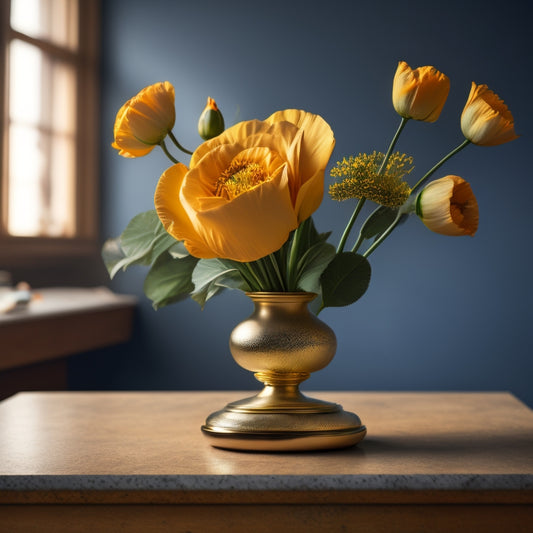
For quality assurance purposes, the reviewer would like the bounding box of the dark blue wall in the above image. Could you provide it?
[70,0,533,407]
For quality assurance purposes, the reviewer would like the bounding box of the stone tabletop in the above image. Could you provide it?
[1,391,532,496]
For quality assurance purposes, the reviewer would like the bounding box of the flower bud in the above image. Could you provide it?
[392,61,450,123]
[112,82,176,158]
[416,175,478,236]
[198,97,225,140]
[461,82,518,146]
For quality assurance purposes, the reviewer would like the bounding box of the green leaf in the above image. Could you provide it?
[296,241,336,293]
[191,281,225,309]
[191,259,247,308]
[320,252,371,308]
[309,294,324,315]
[121,210,177,265]
[360,206,398,240]
[102,235,159,279]
[102,237,132,279]
[168,241,191,259]
[102,210,181,279]
[299,217,331,248]
[143,252,199,309]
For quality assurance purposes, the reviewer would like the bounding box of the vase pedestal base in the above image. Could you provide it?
[204,293,367,452]
[201,386,366,452]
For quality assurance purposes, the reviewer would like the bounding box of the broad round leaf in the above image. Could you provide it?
[320,252,371,308]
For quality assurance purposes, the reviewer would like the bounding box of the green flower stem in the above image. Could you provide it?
[286,224,305,291]
[351,203,382,253]
[257,258,274,290]
[336,117,409,253]
[378,116,409,175]
[276,246,290,288]
[231,260,263,291]
[363,211,404,258]
[267,253,287,291]
[244,261,267,291]
[222,259,255,291]
[257,257,281,291]
[168,131,194,156]
[159,139,179,164]
[412,139,471,192]
[232,264,254,292]
[350,228,365,254]
[337,197,366,253]
[253,259,269,289]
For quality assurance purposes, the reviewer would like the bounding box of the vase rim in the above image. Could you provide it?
[245,291,317,303]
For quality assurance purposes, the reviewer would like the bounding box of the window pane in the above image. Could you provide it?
[7,125,76,237]
[9,39,42,126]
[10,0,79,50]
[7,40,77,237]
[49,134,76,236]
[7,124,45,236]
[51,61,76,134]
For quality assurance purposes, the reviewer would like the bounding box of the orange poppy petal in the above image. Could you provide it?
[265,109,335,191]
[192,167,297,261]
[154,163,215,258]
[190,119,269,167]
[293,167,325,223]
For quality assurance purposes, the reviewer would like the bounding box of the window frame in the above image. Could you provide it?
[0,0,101,268]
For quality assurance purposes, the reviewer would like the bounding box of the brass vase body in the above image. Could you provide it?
[202,292,367,451]
[231,291,336,384]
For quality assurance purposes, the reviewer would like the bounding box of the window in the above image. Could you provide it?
[0,0,100,266]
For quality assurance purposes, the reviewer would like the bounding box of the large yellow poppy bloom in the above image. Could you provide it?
[155,110,335,262]
[392,61,450,123]
[112,81,176,158]
[461,82,518,146]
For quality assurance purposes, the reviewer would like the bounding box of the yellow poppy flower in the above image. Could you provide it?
[416,175,478,236]
[392,61,450,122]
[155,110,335,262]
[461,82,518,146]
[112,81,176,158]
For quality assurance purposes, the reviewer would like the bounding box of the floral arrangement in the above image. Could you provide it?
[103,61,518,313]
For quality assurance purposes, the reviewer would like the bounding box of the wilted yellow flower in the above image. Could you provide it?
[392,61,450,123]
[198,97,225,140]
[112,81,176,158]
[155,109,335,262]
[461,82,518,146]
[416,175,478,236]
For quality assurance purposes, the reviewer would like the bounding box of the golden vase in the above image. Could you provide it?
[201,292,366,451]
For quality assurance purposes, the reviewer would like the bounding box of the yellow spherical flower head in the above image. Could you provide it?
[461,82,518,146]
[155,110,335,262]
[329,151,413,207]
[393,61,450,123]
[416,175,479,237]
[112,81,176,158]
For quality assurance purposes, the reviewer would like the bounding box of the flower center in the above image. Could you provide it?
[450,182,477,232]
[216,160,270,200]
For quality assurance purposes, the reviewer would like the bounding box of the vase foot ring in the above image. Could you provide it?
[201,425,367,452]
[202,397,367,452]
